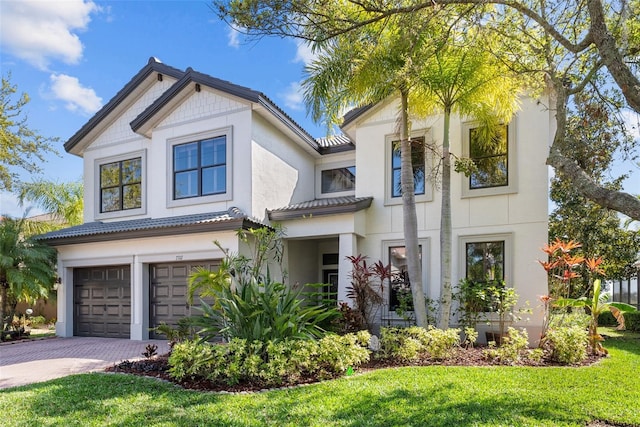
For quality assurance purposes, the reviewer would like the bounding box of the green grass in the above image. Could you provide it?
[1,331,639,427]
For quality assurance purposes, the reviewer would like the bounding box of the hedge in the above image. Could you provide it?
[624,311,640,332]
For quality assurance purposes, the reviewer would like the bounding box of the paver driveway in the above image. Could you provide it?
[0,337,169,389]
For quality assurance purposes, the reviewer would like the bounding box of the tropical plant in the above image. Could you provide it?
[17,179,83,233]
[411,24,521,328]
[554,279,637,355]
[188,227,338,343]
[454,278,489,329]
[483,282,524,341]
[191,279,337,342]
[345,255,388,332]
[0,216,56,339]
[301,11,441,326]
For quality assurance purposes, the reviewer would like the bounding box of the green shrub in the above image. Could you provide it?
[168,340,215,380]
[379,327,427,361]
[27,315,47,328]
[549,310,590,329]
[527,348,544,363]
[483,327,529,365]
[314,333,371,379]
[168,333,370,386]
[424,326,461,360]
[624,312,640,331]
[545,326,588,365]
[462,327,479,348]
[598,310,617,327]
[379,326,460,361]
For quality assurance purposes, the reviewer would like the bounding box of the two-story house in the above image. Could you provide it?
[40,57,550,342]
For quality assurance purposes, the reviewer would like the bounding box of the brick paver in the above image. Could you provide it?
[0,337,169,389]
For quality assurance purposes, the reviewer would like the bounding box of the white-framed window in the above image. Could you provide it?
[167,127,233,208]
[316,160,356,198]
[382,238,430,313]
[94,150,146,220]
[461,120,518,198]
[385,130,433,205]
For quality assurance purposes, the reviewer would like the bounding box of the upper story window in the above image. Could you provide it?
[469,125,508,189]
[321,166,355,193]
[461,121,517,198]
[391,137,425,198]
[100,157,142,213]
[173,136,226,199]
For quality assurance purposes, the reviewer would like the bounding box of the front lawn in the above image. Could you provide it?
[1,331,639,427]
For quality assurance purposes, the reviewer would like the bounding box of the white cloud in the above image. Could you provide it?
[0,0,99,70]
[227,24,242,48]
[50,74,102,115]
[293,40,316,66]
[281,81,305,111]
[621,109,640,142]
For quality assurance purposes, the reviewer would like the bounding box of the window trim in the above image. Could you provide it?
[461,119,518,198]
[382,238,430,315]
[315,160,356,198]
[458,233,513,288]
[384,129,433,206]
[94,150,147,220]
[166,127,233,208]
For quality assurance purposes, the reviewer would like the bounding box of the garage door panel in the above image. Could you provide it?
[91,269,105,280]
[149,261,219,338]
[74,266,130,338]
[171,284,187,298]
[91,288,105,299]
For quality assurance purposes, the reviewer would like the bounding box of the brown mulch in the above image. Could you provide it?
[105,346,603,393]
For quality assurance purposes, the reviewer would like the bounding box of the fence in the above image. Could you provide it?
[612,264,639,310]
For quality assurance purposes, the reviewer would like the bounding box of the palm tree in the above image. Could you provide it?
[412,27,521,328]
[17,179,83,235]
[303,13,445,327]
[0,216,56,339]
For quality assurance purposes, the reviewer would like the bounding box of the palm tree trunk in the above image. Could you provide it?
[438,108,453,329]
[400,90,428,327]
[0,279,7,338]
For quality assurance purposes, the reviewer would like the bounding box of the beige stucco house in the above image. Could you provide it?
[40,58,550,342]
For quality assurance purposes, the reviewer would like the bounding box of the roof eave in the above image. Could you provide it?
[64,57,184,154]
[38,218,264,247]
[268,197,372,221]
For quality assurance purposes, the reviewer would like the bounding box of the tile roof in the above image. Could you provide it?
[268,196,373,221]
[130,67,319,152]
[37,208,265,246]
[341,105,374,128]
[316,134,355,153]
[65,57,185,152]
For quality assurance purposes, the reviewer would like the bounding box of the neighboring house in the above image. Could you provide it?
[39,57,550,342]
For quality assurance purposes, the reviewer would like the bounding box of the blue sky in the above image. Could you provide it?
[0,0,323,216]
[1,0,638,220]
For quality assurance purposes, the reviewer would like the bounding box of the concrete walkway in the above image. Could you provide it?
[0,337,169,389]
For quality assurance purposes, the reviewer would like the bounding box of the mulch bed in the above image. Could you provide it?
[105,346,603,393]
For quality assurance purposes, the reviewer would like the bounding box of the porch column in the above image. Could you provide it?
[338,233,357,305]
[130,256,148,340]
[55,264,73,337]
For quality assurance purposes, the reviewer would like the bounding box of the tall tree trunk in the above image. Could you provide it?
[546,77,640,221]
[400,90,428,327]
[587,0,640,114]
[438,109,453,328]
[0,279,7,338]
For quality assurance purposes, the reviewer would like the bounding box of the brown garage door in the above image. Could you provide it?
[74,266,131,338]
[149,261,219,339]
